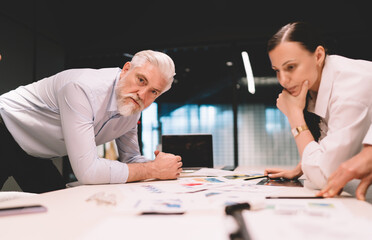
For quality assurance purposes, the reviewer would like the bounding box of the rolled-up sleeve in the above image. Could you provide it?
[302,100,369,189]
[57,82,130,184]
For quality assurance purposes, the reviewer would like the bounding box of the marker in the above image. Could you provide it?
[225,203,252,240]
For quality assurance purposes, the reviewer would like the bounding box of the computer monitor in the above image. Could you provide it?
[161,134,213,169]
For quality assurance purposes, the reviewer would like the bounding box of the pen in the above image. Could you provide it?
[141,212,185,215]
[243,175,268,181]
[266,196,324,199]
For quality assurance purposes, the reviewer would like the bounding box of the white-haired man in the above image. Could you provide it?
[0,50,182,193]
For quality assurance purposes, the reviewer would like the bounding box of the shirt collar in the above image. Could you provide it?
[311,56,334,118]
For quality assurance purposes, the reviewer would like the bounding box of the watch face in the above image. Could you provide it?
[291,128,299,137]
[291,125,309,137]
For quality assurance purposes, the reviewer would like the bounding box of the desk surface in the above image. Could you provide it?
[1,166,372,240]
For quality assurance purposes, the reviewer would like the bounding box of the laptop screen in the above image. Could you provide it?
[161,134,213,168]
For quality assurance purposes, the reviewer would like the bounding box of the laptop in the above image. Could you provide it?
[161,134,214,170]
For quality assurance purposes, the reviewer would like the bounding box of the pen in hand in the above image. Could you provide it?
[243,175,268,181]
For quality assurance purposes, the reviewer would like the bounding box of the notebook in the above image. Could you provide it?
[161,134,214,170]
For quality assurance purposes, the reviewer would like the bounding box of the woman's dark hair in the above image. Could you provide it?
[267,21,327,54]
[268,22,325,141]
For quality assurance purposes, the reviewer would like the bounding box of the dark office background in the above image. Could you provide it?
[1,1,371,187]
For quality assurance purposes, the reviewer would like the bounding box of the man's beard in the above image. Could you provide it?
[116,93,145,116]
[115,80,145,117]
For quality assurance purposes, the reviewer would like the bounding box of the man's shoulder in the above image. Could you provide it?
[59,67,120,79]
[58,67,121,89]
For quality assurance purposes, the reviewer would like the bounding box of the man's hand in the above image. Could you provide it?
[152,150,182,180]
[317,145,372,200]
[127,151,182,182]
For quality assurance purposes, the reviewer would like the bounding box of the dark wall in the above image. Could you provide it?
[0,14,34,94]
[0,2,65,94]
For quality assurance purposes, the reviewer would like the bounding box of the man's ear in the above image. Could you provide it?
[120,62,131,78]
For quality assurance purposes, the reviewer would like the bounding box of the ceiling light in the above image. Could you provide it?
[241,51,255,94]
[123,53,134,58]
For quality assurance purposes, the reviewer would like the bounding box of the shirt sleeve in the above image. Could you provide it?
[57,82,130,184]
[116,125,151,163]
[301,100,369,189]
[363,125,372,145]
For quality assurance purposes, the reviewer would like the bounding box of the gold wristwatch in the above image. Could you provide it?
[291,125,309,137]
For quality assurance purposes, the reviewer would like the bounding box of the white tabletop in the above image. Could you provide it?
[0,167,371,240]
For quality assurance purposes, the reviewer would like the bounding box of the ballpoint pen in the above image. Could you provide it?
[266,196,324,199]
[243,175,268,181]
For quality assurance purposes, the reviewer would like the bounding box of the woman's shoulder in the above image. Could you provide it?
[324,55,372,101]
[327,55,372,74]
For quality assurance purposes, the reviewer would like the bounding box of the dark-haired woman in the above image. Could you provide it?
[264,22,372,189]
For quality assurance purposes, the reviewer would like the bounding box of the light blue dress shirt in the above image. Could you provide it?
[0,68,150,184]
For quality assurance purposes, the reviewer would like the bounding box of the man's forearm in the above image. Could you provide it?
[127,161,157,182]
[126,152,182,182]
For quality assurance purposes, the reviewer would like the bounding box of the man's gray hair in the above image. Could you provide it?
[130,50,175,91]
